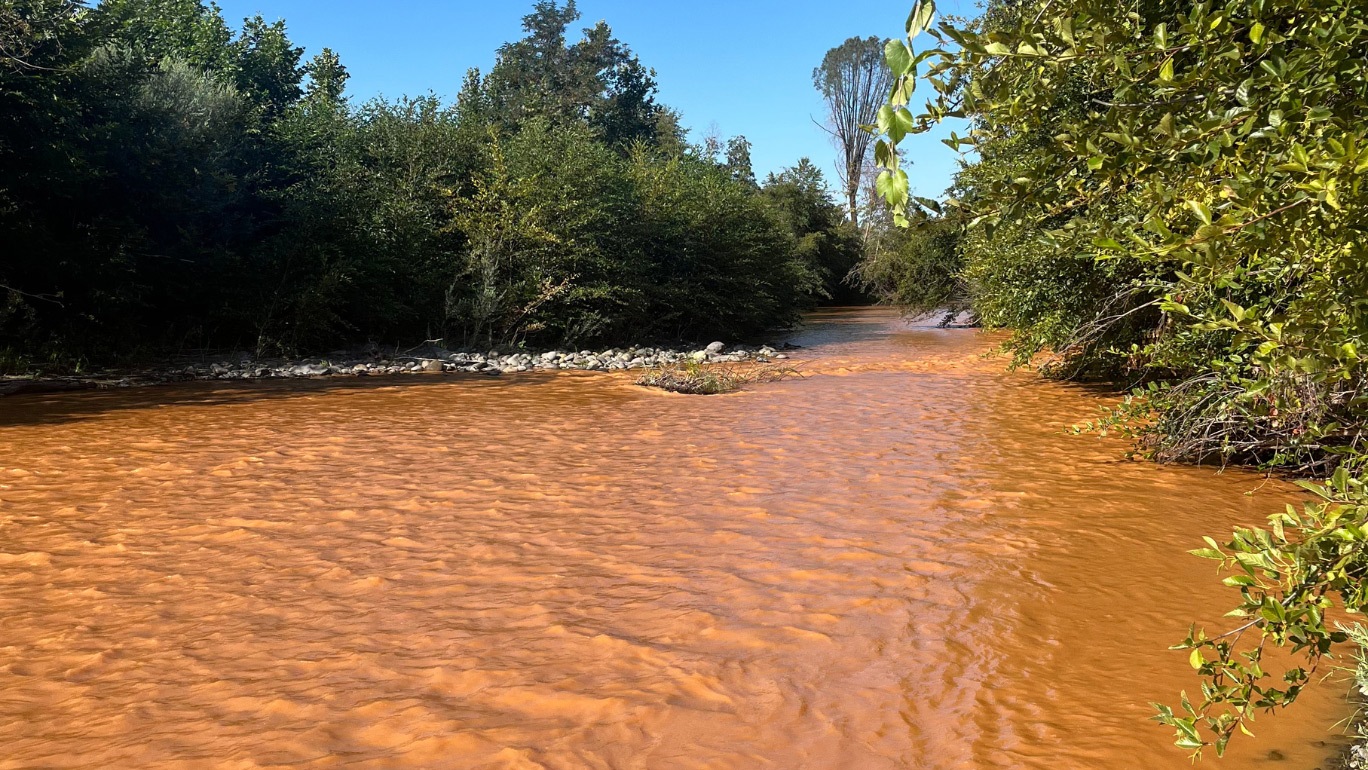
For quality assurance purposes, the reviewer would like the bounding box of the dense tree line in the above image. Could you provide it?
[869,0,1368,758]
[0,0,862,368]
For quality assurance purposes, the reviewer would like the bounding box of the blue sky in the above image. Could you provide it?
[213,0,975,199]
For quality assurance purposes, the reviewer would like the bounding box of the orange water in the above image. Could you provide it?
[0,307,1351,768]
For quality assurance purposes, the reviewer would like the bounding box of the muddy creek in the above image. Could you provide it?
[0,308,1351,769]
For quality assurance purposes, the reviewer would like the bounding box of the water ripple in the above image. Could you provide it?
[0,308,1349,768]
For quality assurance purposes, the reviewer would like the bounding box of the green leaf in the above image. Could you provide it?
[890,75,914,106]
[983,41,1011,56]
[1195,223,1225,241]
[875,169,909,207]
[1058,17,1075,47]
[906,0,936,37]
[888,107,916,144]
[1186,200,1213,225]
[1159,58,1174,82]
[1250,22,1265,44]
[876,104,895,136]
[1174,718,1202,745]
[874,139,892,167]
[885,39,915,77]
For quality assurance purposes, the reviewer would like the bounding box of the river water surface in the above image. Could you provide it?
[0,307,1352,768]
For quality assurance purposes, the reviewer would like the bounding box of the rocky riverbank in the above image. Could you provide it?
[0,341,796,396]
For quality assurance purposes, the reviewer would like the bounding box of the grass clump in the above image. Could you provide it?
[635,360,799,395]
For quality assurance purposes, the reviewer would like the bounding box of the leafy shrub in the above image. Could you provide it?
[870,0,1368,757]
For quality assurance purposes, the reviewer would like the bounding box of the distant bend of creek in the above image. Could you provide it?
[0,307,1352,769]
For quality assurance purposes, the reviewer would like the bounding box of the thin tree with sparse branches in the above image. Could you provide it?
[813,36,891,230]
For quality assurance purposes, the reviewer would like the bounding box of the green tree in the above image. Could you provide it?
[484,0,661,146]
[0,0,91,354]
[723,135,756,188]
[90,0,234,73]
[231,15,303,119]
[762,159,866,304]
[303,47,347,105]
[446,129,565,346]
[0,0,822,364]
[854,209,961,318]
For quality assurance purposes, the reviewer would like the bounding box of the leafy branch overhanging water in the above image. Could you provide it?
[868,0,1368,758]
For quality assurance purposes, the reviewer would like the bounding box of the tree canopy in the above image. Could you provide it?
[484,0,665,146]
[0,0,865,368]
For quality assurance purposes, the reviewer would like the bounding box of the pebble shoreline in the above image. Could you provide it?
[191,341,791,379]
[0,341,794,395]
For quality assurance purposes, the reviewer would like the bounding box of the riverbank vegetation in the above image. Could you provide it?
[869,0,1368,759]
[0,0,863,371]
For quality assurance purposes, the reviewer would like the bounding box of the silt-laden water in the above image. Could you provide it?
[0,308,1351,768]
